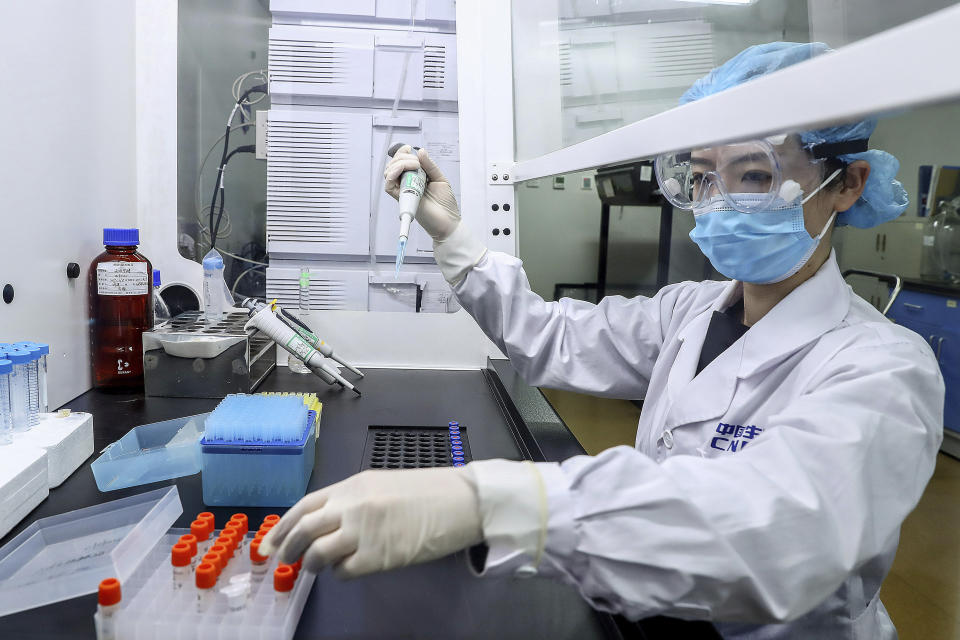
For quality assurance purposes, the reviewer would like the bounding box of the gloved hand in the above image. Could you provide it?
[384,145,461,241]
[258,467,484,578]
[384,145,487,285]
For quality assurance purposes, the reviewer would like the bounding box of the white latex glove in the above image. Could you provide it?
[258,467,484,578]
[384,145,487,285]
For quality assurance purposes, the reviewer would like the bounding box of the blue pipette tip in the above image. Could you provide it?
[395,237,407,278]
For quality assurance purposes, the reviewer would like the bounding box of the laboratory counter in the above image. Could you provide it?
[0,361,719,640]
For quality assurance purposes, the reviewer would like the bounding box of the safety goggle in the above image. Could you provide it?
[654,136,869,214]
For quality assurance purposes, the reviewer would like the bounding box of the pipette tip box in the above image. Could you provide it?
[200,410,317,507]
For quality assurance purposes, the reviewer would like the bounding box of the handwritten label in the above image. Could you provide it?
[96,262,148,296]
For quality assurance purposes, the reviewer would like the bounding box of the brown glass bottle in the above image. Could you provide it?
[88,228,154,390]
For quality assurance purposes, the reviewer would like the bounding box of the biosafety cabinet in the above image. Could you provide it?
[6,0,960,405]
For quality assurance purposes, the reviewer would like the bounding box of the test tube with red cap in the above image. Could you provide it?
[260,514,280,534]
[171,543,193,589]
[218,530,239,558]
[95,578,121,640]
[274,564,294,606]
[191,518,213,556]
[177,534,198,568]
[225,520,245,554]
[250,539,269,577]
[209,543,231,569]
[195,562,218,613]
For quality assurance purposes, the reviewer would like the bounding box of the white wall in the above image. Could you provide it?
[517,173,602,299]
[0,1,138,407]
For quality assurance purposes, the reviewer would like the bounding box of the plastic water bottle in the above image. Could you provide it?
[287,268,311,375]
[88,228,153,390]
[5,349,34,432]
[0,359,12,445]
[153,270,171,326]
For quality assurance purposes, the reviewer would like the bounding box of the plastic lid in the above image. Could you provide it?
[202,552,225,572]
[190,519,210,541]
[171,543,192,567]
[4,349,33,365]
[153,269,161,287]
[260,521,277,532]
[177,534,197,557]
[0,360,11,375]
[229,513,248,534]
[263,514,281,525]
[103,228,140,247]
[274,565,295,592]
[291,558,302,577]
[249,540,267,564]
[210,543,231,563]
[202,254,224,270]
[29,343,49,356]
[0,486,181,618]
[218,530,239,550]
[225,521,244,538]
[449,421,459,427]
[196,563,218,589]
[17,345,41,360]
[98,578,122,606]
[197,512,215,527]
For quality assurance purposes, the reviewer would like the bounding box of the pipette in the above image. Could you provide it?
[387,142,425,278]
[240,298,362,396]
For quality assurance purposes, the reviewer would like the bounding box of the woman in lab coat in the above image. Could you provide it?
[260,43,944,639]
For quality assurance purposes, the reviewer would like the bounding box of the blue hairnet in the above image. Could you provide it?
[680,42,908,228]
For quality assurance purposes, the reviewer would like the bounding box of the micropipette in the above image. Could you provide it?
[387,142,425,278]
[240,298,362,396]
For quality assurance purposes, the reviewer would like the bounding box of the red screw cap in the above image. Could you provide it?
[171,543,192,568]
[177,534,198,557]
[98,578,122,606]
[250,539,268,564]
[196,562,217,589]
[190,519,211,541]
[274,564,295,592]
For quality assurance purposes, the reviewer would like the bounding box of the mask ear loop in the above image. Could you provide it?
[801,168,842,204]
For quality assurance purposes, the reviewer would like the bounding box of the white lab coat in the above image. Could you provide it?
[457,249,944,640]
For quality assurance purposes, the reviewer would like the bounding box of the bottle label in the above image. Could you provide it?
[97,262,149,296]
[923,235,935,247]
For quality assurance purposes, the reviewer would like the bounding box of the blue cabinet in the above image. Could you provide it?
[887,288,960,433]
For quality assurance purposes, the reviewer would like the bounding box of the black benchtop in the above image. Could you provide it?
[0,365,620,640]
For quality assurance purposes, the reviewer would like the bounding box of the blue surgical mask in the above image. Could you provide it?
[689,172,839,284]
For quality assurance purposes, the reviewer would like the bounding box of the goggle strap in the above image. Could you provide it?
[806,138,869,159]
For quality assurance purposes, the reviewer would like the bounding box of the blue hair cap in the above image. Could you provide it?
[680,41,908,229]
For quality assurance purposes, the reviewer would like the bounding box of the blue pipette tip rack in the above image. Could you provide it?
[200,395,318,507]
